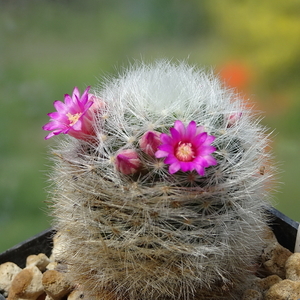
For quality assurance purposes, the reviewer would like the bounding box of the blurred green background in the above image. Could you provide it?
[1,0,300,253]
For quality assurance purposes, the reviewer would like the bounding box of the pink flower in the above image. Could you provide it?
[115,149,141,175]
[139,131,162,156]
[155,120,217,175]
[42,86,95,140]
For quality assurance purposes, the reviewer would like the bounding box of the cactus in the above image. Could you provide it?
[44,60,275,299]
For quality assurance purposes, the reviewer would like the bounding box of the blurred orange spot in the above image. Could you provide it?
[218,61,256,110]
[219,62,252,90]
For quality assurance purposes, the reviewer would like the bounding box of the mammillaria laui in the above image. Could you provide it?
[43,60,275,300]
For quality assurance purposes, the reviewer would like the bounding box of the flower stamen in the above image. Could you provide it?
[175,142,195,162]
[66,112,82,126]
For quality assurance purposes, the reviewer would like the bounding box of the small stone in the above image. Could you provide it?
[46,262,58,271]
[265,279,300,300]
[262,227,278,243]
[26,253,50,272]
[242,289,263,300]
[42,270,72,299]
[262,233,292,278]
[50,232,67,263]
[286,253,300,281]
[251,275,282,292]
[0,262,22,294]
[45,295,59,300]
[8,266,44,300]
[67,289,85,300]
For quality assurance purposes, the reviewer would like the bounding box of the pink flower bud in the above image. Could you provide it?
[115,149,141,175]
[227,112,242,128]
[139,131,161,156]
[88,94,106,112]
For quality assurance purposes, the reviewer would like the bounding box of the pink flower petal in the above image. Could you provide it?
[47,112,68,122]
[204,135,216,145]
[53,100,67,113]
[44,130,63,140]
[74,95,84,110]
[160,133,172,144]
[173,120,185,136]
[193,132,208,147]
[80,86,91,106]
[196,126,205,135]
[84,100,94,112]
[155,149,169,158]
[180,161,194,172]
[72,119,82,131]
[195,165,205,176]
[169,128,181,142]
[164,154,178,164]
[72,87,81,101]
[169,161,181,174]
[64,94,73,107]
[194,156,209,168]
[196,145,216,156]
[186,121,197,139]
[203,155,218,166]
[158,144,173,153]
[42,120,66,131]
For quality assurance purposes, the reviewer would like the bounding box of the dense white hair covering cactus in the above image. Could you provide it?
[49,60,275,300]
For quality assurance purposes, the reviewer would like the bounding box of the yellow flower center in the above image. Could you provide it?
[66,112,82,126]
[175,142,195,162]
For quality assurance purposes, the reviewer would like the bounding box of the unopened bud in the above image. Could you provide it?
[88,94,106,112]
[139,131,161,156]
[227,112,242,128]
[115,149,141,175]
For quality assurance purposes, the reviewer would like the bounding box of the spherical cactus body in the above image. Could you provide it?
[45,61,275,300]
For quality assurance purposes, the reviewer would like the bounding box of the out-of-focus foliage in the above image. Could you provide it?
[203,1,300,223]
[205,0,300,91]
[0,0,299,253]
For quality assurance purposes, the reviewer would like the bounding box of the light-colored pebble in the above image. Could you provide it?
[242,289,263,300]
[262,228,278,244]
[285,252,300,281]
[0,262,22,294]
[46,262,58,271]
[8,266,44,300]
[50,232,67,263]
[251,275,282,292]
[265,279,300,300]
[42,269,72,299]
[26,253,50,272]
[262,237,292,278]
[67,289,85,299]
